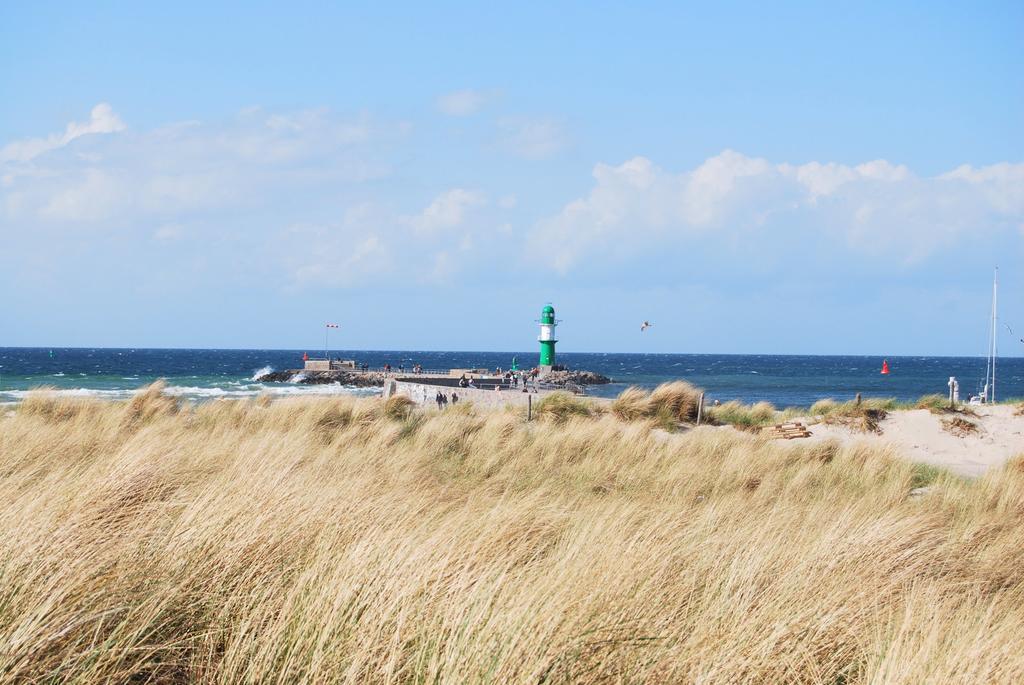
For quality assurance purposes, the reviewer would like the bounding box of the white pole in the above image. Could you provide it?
[987,266,995,403]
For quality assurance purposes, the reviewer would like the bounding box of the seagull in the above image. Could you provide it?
[640,321,652,332]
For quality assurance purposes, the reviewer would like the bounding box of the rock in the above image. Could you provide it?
[254,369,385,387]
[541,369,612,386]
[908,486,934,498]
[254,370,296,383]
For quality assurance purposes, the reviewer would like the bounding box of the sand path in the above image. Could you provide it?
[802,405,1024,477]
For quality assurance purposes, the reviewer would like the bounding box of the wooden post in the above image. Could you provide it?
[527,394,532,422]
[696,392,705,426]
[855,393,862,406]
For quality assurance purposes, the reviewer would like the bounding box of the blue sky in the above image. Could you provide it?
[2,1,1022,355]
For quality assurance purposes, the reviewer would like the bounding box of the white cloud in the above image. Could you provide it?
[0,105,514,292]
[40,168,127,222]
[408,188,485,233]
[939,162,1024,215]
[292,234,389,287]
[784,159,911,199]
[0,103,125,164]
[153,224,184,242]
[282,193,497,289]
[436,89,492,116]
[1,106,396,225]
[283,204,395,288]
[497,117,567,160]
[531,150,1024,273]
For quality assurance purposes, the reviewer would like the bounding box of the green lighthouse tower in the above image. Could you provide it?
[538,303,557,372]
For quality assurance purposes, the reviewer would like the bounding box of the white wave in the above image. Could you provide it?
[1,382,380,404]
[289,372,307,383]
[0,388,134,400]
[161,385,235,397]
[251,366,274,381]
[258,383,378,397]
[160,382,378,399]
[52,372,66,377]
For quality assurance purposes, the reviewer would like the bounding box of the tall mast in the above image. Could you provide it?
[982,267,998,403]
[992,268,998,403]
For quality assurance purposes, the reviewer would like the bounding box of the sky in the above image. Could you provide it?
[1,1,1022,355]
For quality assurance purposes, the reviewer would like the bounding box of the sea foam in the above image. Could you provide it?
[251,366,274,381]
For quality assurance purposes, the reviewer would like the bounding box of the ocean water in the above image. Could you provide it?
[1,348,1022,408]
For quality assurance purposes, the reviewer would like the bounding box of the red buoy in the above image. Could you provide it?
[881,359,890,375]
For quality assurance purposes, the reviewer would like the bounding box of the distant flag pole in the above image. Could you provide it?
[325,323,339,360]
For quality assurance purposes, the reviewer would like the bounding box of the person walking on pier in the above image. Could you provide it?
[452,392,459,405]
[435,391,443,410]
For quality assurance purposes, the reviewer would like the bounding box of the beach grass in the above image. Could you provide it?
[532,391,596,422]
[608,381,703,428]
[1,385,1023,682]
[706,399,781,429]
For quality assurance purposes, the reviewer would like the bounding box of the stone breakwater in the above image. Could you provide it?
[255,370,386,387]
[254,369,612,388]
[542,370,612,386]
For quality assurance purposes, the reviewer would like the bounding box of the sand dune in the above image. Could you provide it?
[804,404,1024,477]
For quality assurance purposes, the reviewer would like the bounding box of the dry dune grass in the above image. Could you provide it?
[2,384,1024,683]
[610,381,702,426]
[707,399,781,429]
[611,383,794,430]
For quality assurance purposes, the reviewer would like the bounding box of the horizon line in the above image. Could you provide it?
[1,345,1022,360]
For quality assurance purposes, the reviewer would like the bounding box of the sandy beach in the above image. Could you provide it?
[802,404,1024,478]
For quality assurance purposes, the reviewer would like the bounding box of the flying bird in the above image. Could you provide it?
[640,321,652,332]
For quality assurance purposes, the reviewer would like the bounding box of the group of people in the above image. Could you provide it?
[504,370,540,391]
[434,390,458,409]
[380,363,423,375]
[453,370,538,393]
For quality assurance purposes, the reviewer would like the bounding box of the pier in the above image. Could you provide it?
[254,303,611,406]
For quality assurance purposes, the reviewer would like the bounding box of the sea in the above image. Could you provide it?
[2,348,1022,408]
